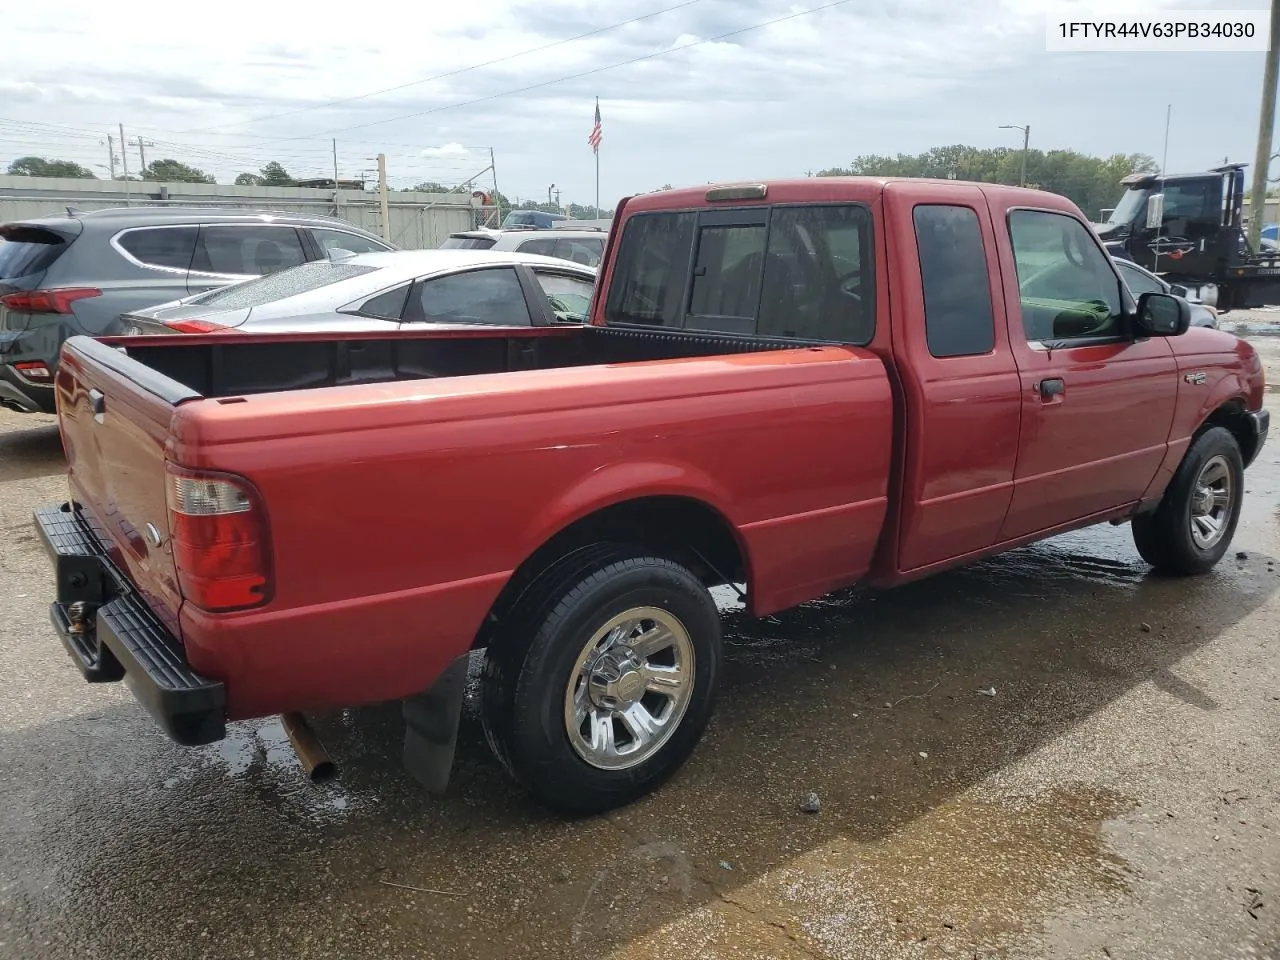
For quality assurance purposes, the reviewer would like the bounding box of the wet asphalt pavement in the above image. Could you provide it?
[1,394,1278,960]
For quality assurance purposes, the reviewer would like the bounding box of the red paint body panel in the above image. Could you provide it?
[165,344,892,718]
[51,176,1267,724]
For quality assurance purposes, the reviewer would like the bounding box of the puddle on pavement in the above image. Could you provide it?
[607,785,1133,960]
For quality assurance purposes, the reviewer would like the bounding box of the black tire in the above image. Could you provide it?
[480,549,722,816]
[1132,426,1244,575]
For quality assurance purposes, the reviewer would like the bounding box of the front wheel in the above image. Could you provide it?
[480,552,722,815]
[1132,426,1244,575]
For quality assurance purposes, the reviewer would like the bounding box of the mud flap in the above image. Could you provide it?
[401,654,468,794]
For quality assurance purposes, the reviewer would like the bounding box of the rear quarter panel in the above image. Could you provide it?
[173,347,893,719]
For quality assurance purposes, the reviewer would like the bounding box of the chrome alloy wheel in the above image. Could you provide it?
[563,606,696,771]
[1189,454,1234,549]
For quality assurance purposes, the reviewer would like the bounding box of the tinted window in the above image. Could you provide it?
[604,212,695,327]
[406,268,532,325]
[360,284,411,319]
[517,237,558,257]
[534,271,595,321]
[116,226,198,271]
[1117,260,1165,297]
[688,224,767,326]
[0,227,67,280]
[757,205,873,343]
[516,237,603,266]
[191,225,307,276]
[440,236,496,250]
[311,228,388,256]
[189,261,377,309]
[913,205,995,358]
[1009,210,1122,342]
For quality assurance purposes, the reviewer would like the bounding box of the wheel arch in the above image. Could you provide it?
[1199,397,1259,467]
[472,494,749,651]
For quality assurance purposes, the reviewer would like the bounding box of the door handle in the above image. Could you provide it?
[1037,378,1065,400]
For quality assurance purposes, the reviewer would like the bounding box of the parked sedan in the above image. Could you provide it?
[1113,256,1218,329]
[124,249,597,335]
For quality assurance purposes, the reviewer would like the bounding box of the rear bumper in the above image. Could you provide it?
[33,502,226,745]
[1246,409,1270,468]
[0,362,54,413]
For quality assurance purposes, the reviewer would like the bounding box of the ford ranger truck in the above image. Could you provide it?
[33,178,1269,815]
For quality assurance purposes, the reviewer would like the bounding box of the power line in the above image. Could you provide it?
[179,0,705,135]
[232,0,859,146]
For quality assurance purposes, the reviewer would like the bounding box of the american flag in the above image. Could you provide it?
[588,98,602,154]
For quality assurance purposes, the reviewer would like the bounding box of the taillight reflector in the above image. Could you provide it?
[163,319,234,334]
[166,467,270,611]
[0,288,101,314]
[14,361,51,381]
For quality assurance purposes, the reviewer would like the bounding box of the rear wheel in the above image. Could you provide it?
[480,550,722,815]
[1132,426,1243,575]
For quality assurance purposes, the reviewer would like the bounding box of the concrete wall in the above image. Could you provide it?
[0,175,490,249]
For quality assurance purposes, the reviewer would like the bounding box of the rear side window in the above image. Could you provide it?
[115,226,197,271]
[0,226,68,280]
[913,205,995,358]
[405,267,532,325]
[191,225,307,276]
[604,212,695,327]
[516,237,603,266]
[440,236,496,250]
[359,284,411,319]
[605,205,874,344]
[189,261,377,309]
[311,228,388,256]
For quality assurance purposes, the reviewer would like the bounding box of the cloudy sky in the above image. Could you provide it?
[0,0,1272,208]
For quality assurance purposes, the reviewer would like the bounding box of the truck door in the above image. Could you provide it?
[1128,175,1224,279]
[882,184,1022,572]
[996,206,1178,540]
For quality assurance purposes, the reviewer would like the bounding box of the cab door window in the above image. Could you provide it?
[1008,210,1122,343]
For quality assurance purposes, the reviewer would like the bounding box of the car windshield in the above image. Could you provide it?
[1107,187,1150,225]
[184,261,377,309]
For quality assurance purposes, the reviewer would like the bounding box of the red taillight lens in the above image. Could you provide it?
[13,361,51,381]
[163,319,234,334]
[0,288,101,314]
[166,466,270,611]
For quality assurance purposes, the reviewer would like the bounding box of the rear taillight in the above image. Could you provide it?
[163,319,233,334]
[13,361,51,381]
[166,466,270,611]
[0,288,101,314]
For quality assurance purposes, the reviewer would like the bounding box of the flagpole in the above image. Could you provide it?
[594,97,600,217]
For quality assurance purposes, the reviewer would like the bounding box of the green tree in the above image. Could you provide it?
[818,146,1158,221]
[234,172,263,186]
[6,156,97,178]
[260,162,294,186]
[142,158,216,184]
[404,180,455,193]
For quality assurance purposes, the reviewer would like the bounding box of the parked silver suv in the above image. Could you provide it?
[0,207,392,413]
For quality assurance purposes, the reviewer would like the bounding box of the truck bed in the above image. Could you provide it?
[100,325,801,401]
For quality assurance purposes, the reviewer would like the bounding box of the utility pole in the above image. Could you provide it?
[332,139,339,188]
[1000,123,1031,187]
[132,137,154,175]
[490,146,501,228]
[105,136,117,180]
[376,153,391,241]
[118,123,132,206]
[1249,0,1280,249]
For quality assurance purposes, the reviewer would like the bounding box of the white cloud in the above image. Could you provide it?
[420,143,471,157]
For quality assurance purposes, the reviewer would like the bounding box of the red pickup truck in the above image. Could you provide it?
[34,178,1268,814]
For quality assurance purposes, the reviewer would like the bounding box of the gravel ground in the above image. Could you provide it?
[0,383,1278,959]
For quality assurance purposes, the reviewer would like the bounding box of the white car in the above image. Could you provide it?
[440,228,605,268]
[123,249,597,335]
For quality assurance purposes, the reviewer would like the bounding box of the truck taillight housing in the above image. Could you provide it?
[166,466,270,611]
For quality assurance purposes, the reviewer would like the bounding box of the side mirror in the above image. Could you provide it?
[1145,193,1164,229]
[1135,291,1190,337]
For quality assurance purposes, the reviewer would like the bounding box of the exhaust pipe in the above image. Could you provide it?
[280,712,336,783]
